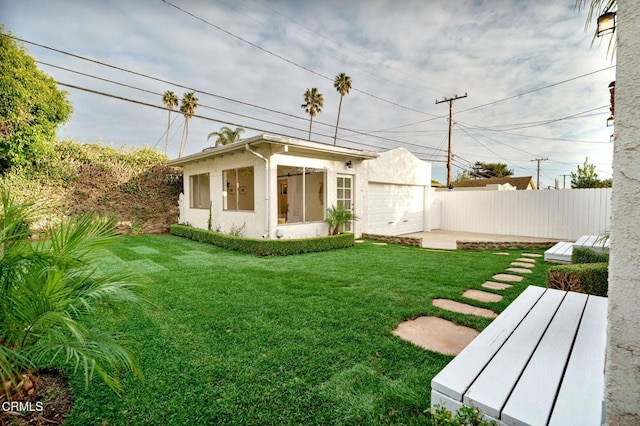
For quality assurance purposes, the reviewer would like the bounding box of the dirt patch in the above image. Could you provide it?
[0,369,73,426]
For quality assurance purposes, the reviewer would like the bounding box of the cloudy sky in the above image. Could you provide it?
[2,0,615,186]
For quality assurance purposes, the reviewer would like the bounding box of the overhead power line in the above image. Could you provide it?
[159,0,442,118]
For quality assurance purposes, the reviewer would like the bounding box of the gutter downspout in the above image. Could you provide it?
[245,144,270,238]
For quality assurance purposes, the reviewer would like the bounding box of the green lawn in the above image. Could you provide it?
[65,235,551,425]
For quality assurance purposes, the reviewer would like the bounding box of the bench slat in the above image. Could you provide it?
[501,291,588,425]
[463,288,566,418]
[431,286,545,401]
[548,295,607,426]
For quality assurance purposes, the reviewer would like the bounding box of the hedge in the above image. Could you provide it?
[170,224,354,256]
[571,247,609,264]
[547,263,608,297]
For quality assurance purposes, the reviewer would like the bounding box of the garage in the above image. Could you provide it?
[366,183,425,236]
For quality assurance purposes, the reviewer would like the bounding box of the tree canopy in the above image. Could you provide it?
[0,29,72,173]
[469,162,514,179]
[571,157,612,188]
[207,126,244,146]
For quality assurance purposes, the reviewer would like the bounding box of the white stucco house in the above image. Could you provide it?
[166,133,432,240]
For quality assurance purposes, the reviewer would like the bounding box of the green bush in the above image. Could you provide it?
[428,404,497,426]
[572,247,609,264]
[547,263,608,296]
[170,224,354,256]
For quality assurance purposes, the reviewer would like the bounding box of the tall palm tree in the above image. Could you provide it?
[301,88,324,141]
[161,91,178,156]
[207,126,245,146]
[178,92,198,158]
[333,73,352,146]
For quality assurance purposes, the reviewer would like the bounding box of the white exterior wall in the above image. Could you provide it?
[607,2,640,423]
[180,150,268,238]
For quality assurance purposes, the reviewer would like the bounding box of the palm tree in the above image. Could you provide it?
[333,73,352,146]
[179,92,199,158]
[161,91,179,156]
[0,191,144,398]
[301,88,324,141]
[207,126,245,146]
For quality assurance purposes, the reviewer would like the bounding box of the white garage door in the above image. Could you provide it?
[366,183,424,236]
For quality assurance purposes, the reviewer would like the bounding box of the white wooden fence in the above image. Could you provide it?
[431,188,612,240]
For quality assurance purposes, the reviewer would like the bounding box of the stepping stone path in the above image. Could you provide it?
[394,251,541,355]
[510,262,535,268]
[432,299,498,318]
[482,281,513,290]
[392,316,479,355]
[373,242,387,246]
[506,267,533,274]
[463,289,503,303]
[493,273,524,282]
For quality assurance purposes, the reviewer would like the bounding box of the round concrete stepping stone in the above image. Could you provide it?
[515,258,536,263]
[433,299,498,318]
[462,289,503,303]
[493,273,524,282]
[510,262,534,268]
[354,240,364,243]
[482,281,513,290]
[494,252,511,256]
[392,316,479,355]
[373,242,388,246]
[522,253,542,258]
[506,267,533,274]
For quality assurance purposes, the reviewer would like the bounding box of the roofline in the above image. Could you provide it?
[165,133,378,166]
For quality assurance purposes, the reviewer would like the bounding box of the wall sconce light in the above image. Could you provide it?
[607,116,615,127]
[610,134,615,143]
[346,160,353,169]
[597,11,616,37]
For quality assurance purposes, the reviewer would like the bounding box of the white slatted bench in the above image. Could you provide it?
[544,241,574,263]
[431,286,607,426]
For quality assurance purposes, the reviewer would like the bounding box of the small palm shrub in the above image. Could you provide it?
[326,204,357,236]
[0,191,144,399]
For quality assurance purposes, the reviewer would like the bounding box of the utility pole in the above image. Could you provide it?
[436,93,468,187]
[530,158,548,190]
[561,174,570,189]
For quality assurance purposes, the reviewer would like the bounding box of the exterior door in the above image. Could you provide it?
[337,175,353,232]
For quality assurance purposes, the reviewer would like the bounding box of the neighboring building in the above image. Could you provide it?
[166,134,432,239]
[453,176,537,191]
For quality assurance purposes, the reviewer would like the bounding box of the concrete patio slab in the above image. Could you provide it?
[493,273,524,282]
[510,262,535,268]
[482,281,513,290]
[506,267,533,274]
[392,316,479,355]
[433,299,498,318]
[515,258,536,263]
[463,289,503,303]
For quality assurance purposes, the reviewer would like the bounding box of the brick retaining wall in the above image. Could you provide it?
[456,240,557,250]
[361,233,423,247]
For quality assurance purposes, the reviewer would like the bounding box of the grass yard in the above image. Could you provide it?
[64,235,551,425]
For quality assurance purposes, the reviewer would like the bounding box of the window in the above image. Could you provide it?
[190,173,210,209]
[223,167,255,211]
[277,166,326,223]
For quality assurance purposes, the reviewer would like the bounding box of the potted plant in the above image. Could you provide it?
[326,204,357,235]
